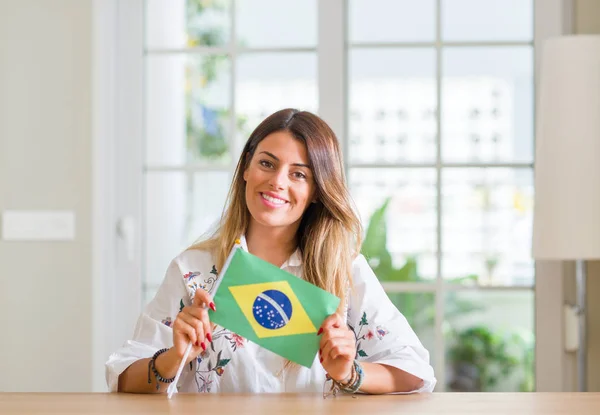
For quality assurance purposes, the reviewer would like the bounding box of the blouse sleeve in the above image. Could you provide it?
[347,255,437,393]
[104,258,190,392]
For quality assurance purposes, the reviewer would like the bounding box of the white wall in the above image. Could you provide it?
[0,0,93,392]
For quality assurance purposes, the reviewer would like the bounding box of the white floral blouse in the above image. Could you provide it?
[105,237,436,394]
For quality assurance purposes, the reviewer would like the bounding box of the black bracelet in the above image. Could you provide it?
[147,348,176,391]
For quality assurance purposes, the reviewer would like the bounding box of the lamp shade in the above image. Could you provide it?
[532,35,600,260]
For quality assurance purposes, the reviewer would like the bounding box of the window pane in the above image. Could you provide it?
[442,0,533,42]
[349,48,437,164]
[236,53,317,139]
[146,54,231,165]
[445,290,535,392]
[349,0,436,43]
[236,0,316,48]
[144,171,231,292]
[442,168,534,286]
[146,0,231,49]
[388,292,436,366]
[350,168,437,281]
[442,47,533,163]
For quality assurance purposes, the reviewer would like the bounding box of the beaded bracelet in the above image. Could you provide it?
[329,360,364,394]
[338,365,357,389]
[147,348,176,391]
[340,360,364,393]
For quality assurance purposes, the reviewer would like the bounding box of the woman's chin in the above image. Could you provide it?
[250,212,300,230]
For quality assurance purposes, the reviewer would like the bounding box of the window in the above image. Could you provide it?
[143,0,318,300]
[127,0,558,392]
[347,0,535,392]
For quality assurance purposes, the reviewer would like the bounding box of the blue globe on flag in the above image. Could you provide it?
[252,289,293,330]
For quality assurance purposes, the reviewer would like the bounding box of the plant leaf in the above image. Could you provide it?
[361,198,393,280]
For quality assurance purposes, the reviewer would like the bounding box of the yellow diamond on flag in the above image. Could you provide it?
[229,281,317,339]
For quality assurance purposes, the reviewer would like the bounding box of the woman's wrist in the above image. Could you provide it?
[329,361,364,394]
[153,348,180,380]
[332,368,353,385]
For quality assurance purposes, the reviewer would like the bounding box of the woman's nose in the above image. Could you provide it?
[268,168,288,190]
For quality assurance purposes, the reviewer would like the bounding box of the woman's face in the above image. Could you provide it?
[243,130,317,232]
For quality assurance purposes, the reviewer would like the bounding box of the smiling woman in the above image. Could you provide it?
[107,109,436,395]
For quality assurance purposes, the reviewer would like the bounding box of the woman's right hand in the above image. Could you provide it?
[171,287,216,364]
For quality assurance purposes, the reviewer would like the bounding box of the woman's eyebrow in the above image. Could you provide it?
[259,151,310,169]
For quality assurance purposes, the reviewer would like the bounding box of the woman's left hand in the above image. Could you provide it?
[318,313,357,382]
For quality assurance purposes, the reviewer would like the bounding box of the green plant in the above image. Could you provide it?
[516,329,535,392]
[361,198,420,282]
[186,0,228,46]
[361,197,479,284]
[185,1,250,160]
[362,197,535,392]
[361,197,484,331]
[446,326,534,392]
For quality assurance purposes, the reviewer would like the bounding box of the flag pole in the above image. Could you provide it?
[167,239,242,398]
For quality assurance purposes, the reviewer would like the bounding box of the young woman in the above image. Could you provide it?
[107,109,436,395]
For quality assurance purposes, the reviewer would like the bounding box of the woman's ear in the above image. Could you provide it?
[311,189,319,204]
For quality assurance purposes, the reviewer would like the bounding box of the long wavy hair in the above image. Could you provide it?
[189,108,362,309]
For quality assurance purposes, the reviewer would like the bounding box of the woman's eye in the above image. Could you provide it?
[259,160,273,168]
[293,171,307,180]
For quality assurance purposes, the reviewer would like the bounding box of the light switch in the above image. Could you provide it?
[1,210,76,241]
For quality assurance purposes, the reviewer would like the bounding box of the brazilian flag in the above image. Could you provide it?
[209,248,340,367]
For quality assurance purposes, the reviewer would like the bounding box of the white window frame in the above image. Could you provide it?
[92,0,572,392]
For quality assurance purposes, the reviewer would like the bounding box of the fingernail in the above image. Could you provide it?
[201,342,206,351]
[209,302,216,312]
[317,328,323,335]
[206,333,212,343]
[320,357,323,363]
[319,348,322,355]
[196,340,200,347]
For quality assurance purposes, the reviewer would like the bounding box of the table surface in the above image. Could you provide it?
[1,392,599,415]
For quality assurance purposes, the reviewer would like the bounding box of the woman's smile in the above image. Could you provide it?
[259,192,289,208]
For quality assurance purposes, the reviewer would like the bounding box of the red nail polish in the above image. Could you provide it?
[317,327,323,335]
[209,302,216,312]
[320,357,323,363]
[206,333,212,343]
[201,342,206,351]
[319,348,322,355]
[196,340,200,347]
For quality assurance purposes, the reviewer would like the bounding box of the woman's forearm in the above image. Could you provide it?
[118,348,181,393]
[358,362,424,394]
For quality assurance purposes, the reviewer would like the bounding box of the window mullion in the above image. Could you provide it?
[230,0,238,170]
[318,0,347,160]
[434,0,446,392]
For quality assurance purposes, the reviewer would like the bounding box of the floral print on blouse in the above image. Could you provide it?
[105,236,436,394]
